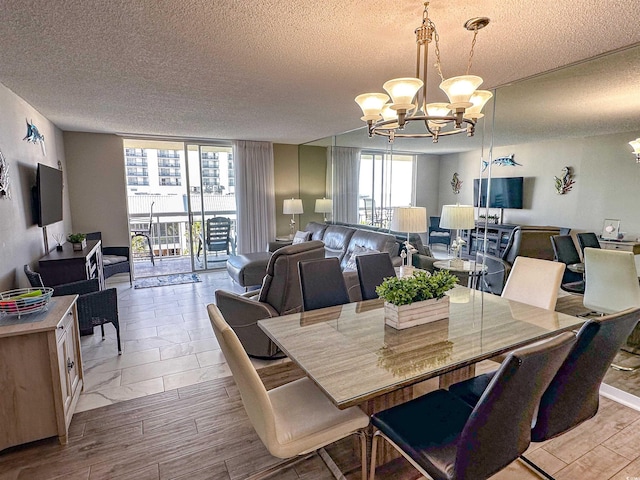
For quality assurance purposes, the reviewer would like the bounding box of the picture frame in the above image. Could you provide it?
[601,219,621,240]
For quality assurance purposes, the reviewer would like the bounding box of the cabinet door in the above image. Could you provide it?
[56,315,80,417]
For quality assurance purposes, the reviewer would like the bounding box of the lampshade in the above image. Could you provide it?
[383,77,423,111]
[439,204,475,230]
[390,206,427,233]
[439,75,483,109]
[426,102,450,123]
[283,198,303,215]
[354,93,389,121]
[314,198,332,214]
[464,90,494,119]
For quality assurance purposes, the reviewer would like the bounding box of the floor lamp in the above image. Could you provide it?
[390,206,427,275]
[315,198,332,222]
[439,204,475,268]
[283,198,303,239]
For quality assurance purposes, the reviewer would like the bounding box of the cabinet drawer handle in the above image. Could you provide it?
[67,359,75,371]
[58,325,64,330]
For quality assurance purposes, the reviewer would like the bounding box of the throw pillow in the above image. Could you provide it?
[292,230,312,245]
[344,245,379,271]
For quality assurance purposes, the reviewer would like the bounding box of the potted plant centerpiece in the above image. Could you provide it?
[67,233,87,251]
[376,270,458,329]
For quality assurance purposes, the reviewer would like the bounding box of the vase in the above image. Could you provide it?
[384,296,450,330]
[72,239,87,251]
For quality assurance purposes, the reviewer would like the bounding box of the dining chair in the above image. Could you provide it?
[207,304,369,480]
[448,307,640,479]
[356,252,396,301]
[576,232,601,257]
[475,252,510,296]
[298,257,350,311]
[550,234,585,294]
[501,256,565,310]
[86,231,132,285]
[368,332,576,480]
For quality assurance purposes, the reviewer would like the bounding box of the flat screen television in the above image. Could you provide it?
[473,177,524,209]
[34,163,63,227]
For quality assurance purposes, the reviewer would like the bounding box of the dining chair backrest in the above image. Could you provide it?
[298,257,350,311]
[205,217,232,253]
[356,252,396,301]
[576,232,601,256]
[532,307,640,441]
[551,235,584,285]
[583,247,640,314]
[502,256,565,310]
[475,253,510,296]
[455,331,576,479]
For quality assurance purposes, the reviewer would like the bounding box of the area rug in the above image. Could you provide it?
[134,273,202,289]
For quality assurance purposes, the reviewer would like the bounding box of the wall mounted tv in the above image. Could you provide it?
[34,163,63,227]
[473,177,524,209]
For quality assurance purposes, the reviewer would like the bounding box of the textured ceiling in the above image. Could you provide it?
[1,0,639,147]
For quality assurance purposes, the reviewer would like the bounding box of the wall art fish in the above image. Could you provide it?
[481,154,521,171]
[23,119,46,155]
[554,166,575,195]
[451,172,462,194]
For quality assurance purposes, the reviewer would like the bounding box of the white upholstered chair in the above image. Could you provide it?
[502,256,565,310]
[207,304,369,479]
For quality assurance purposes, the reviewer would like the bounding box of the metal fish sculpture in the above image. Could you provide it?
[451,172,462,194]
[554,166,575,195]
[23,119,46,155]
[481,154,521,171]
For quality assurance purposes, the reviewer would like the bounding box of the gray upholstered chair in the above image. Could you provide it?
[550,234,585,294]
[369,332,576,480]
[298,257,350,311]
[207,304,368,479]
[576,232,601,256]
[215,240,325,358]
[356,252,396,301]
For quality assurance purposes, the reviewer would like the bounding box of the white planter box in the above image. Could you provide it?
[384,296,450,329]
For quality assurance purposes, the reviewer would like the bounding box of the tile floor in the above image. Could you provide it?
[76,268,283,412]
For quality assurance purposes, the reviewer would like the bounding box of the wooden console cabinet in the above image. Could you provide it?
[0,295,84,452]
[39,239,104,289]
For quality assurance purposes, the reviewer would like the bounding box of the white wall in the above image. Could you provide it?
[0,83,72,290]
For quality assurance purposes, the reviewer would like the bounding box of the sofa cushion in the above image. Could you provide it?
[102,255,128,266]
[292,230,311,244]
[341,230,399,270]
[343,245,380,272]
[322,225,356,262]
[304,222,328,241]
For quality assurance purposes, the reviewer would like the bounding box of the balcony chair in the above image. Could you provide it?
[215,240,325,358]
[449,308,640,480]
[298,257,351,311]
[368,332,576,480]
[428,216,451,247]
[24,265,121,354]
[356,252,396,301]
[502,256,565,310]
[207,304,369,480]
[85,231,132,285]
[550,234,585,294]
[197,216,233,261]
[131,200,155,265]
[576,232,601,256]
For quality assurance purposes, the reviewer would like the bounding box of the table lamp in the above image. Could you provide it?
[439,204,475,268]
[314,197,333,222]
[390,206,427,274]
[283,198,304,239]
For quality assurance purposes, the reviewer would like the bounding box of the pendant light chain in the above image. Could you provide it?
[466,28,480,75]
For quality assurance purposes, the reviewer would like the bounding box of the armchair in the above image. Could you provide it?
[24,265,121,354]
[428,216,451,247]
[215,240,325,358]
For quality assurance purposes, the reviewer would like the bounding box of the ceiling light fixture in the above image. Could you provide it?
[629,138,640,163]
[355,2,492,143]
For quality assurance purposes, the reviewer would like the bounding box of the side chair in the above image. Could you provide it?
[576,232,601,256]
[501,256,565,310]
[356,252,396,301]
[550,234,585,294]
[369,332,576,480]
[207,304,369,480]
[449,308,640,480]
[86,231,132,285]
[298,257,350,311]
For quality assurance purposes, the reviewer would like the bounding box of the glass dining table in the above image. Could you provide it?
[258,286,584,411]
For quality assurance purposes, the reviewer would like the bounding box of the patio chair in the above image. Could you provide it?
[131,201,155,265]
[198,217,233,260]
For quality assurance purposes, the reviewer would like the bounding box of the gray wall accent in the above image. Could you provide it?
[415,153,441,220]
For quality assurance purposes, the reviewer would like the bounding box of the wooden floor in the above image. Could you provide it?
[2,361,640,480]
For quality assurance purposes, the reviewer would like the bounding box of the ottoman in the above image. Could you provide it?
[226,252,272,288]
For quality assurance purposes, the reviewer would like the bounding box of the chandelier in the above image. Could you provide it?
[355,2,492,143]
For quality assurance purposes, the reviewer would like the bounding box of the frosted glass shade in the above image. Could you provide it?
[355,93,390,121]
[283,198,303,215]
[629,138,640,154]
[314,198,332,214]
[439,204,475,230]
[439,75,483,109]
[426,102,451,121]
[390,206,427,233]
[464,90,493,119]
[379,104,399,129]
[383,78,423,111]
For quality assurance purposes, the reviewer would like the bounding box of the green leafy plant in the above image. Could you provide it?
[375,270,458,306]
[67,233,86,243]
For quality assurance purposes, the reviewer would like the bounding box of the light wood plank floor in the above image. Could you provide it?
[2,361,640,480]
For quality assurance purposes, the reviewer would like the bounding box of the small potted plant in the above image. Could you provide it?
[67,233,87,251]
[376,270,458,329]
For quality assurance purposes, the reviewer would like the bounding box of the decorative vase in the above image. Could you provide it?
[384,296,450,330]
[72,239,87,251]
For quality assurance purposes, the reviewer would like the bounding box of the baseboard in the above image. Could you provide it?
[600,383,640,412]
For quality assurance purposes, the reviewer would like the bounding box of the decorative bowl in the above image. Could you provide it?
[0,287,54,318]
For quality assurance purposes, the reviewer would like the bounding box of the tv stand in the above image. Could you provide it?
[463,223,518,256]
[38,239,104,290]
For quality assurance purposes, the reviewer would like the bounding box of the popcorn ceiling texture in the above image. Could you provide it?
[0,0,638,146]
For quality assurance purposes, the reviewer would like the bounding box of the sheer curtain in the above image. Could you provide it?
[234,140,276,254]
[328,146,360,224]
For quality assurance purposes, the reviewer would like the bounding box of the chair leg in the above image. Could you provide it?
[144,234,154,265]
[112,319,122,355]
[519,454,556,480]
[100,324,105,340]
[369,430,380,480]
